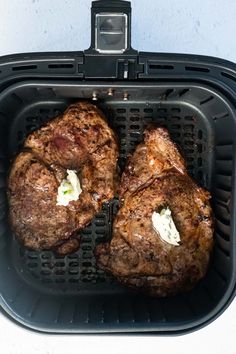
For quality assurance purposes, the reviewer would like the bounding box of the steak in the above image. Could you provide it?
[96,127,214,296]
[8,102,118,254]
[24,101,119,203]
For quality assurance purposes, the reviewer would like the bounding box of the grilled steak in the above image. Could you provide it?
[96,127,214,296]
[24,101,118,203]
[8,102,118,254]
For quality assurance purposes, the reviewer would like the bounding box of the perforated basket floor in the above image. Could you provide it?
[0,81,235,332]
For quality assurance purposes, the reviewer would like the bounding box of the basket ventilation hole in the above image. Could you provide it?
[48,64,74,69]
[198,130,203,139]
[185,66,210,73]
[149,64,174,70]
[221,71,236,83]
[12,65,37,71]
[163,89,174,98]
[213,112,229,121]
[116,108,126,114]
[179,88,190,97]
[200,96,214,105]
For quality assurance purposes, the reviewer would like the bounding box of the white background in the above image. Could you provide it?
[0,0,236,353]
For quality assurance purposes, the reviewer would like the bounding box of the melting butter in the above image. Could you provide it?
[57,170,82,206]
[152,207,180,246]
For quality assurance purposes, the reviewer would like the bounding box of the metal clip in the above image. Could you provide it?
[92,92,98,101]
[123,92,129,101]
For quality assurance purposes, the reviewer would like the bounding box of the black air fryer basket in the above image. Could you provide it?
[0,0,236,334]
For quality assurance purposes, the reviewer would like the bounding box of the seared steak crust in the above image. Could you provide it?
[96,127,213,296]
[8,102,118,254]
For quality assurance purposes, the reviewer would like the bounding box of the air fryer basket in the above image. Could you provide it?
[0,0,236,334]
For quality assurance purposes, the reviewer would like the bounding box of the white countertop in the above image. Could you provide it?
[0,0,235,353]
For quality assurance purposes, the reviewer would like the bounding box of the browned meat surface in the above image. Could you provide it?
[96,127,214,297]
[8,102,118,253]
[56,238,80,256]
[119,127,186,200]
[24,101,118,203]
